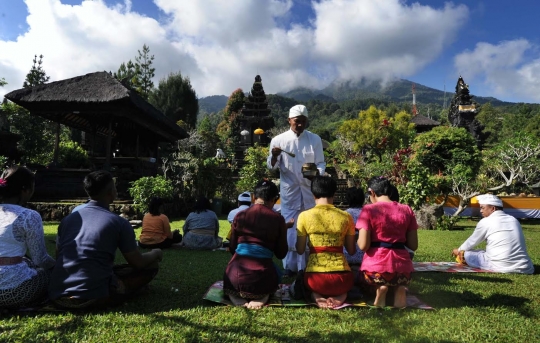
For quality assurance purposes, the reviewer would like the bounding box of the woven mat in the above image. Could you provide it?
[203,281,433,310]
[413,262,493,273]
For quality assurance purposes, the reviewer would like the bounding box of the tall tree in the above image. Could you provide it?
[216,89,244,155]
[135,44,155,99]
[148,72,199,128]
[23,54,50,88]
[0,78,6,87]
[483,133,540,192]
[113,60,141,93]
[17,54,70,165]
[337,105,415,161]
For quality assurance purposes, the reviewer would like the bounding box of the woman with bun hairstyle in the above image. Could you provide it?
[0,166,55,308]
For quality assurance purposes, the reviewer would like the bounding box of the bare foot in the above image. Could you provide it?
[312,292,330,309]
[393,286,407,308]
[374,285,388,307]
[245,294,269,310]
[229,294,248,307]
[327,293,347,308]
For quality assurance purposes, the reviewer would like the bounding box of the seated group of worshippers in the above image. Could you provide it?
[0,165,535,311]
[0,167,162,310]
[223,176,535,309]
[223,176,419,309]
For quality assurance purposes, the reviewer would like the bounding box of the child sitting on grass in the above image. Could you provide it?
[296,175,356,309]
[357,177,418,308]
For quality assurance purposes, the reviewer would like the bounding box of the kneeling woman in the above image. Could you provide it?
[296,176,356,309]
[223,180,287,309]
[357,177,418,308]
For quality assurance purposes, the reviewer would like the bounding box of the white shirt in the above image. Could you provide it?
[267,129,325,211]
[227,205,250,223]
[459,211,534,274]
[0,204,55,290]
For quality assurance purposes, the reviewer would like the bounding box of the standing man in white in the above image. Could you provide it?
[267,104,325,275]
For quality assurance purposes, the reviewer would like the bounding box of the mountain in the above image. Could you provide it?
[198,78,514,120]
[199,95,228,114]
[281,78,512,107]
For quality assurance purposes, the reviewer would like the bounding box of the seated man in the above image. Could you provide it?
[452,194,534,274]
[225,191,252,242]
[227,191,252,224]
[49,170,163,310]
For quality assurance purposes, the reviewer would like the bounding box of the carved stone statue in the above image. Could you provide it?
[448,76,488,148]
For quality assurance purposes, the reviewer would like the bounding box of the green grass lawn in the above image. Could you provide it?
[1,218,540,342]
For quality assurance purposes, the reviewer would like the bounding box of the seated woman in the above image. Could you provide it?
[182,197,222,250]
[139,197,182,249]
[296,175,356,309]
[0,166,56,308]
[357,177,418,308]
[223,180,287,309]
[343,186,365,267]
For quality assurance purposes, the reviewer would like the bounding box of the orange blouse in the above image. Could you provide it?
[139,213,172,245]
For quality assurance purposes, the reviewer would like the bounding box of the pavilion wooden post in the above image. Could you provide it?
[51,122,61,167]
[104,118,113,171]
[136,134,140,158]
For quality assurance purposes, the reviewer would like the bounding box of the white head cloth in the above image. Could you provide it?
[238,192,251,202]
[289,105,308,118]
[477,194,503,207]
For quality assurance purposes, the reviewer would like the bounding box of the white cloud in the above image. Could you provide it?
[312,0,469,82]
[1,0,470,100]
[454,39,540,102]
[0,0,200,96]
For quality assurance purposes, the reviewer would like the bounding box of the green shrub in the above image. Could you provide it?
[236,144,270,193]
[0,155,8,169]
[58,141,90,168]
[128,175,174,213]
[435,215,459,230]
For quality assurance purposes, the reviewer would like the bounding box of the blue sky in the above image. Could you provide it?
[1,0,540,103]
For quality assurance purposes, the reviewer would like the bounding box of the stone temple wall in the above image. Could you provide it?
[28,202,140,222]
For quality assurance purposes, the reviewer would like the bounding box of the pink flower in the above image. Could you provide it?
[0,178,6,187]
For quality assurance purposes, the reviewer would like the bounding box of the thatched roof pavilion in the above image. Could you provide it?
[4,71,187,143]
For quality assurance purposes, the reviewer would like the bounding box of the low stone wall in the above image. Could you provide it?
[28,202,140,222]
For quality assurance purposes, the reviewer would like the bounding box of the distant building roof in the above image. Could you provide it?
[411,114,440,127]
[5,71,188,142]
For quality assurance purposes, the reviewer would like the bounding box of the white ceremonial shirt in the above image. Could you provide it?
[459,211,534,274]
[227,205,250,223]
[267,129,325,211]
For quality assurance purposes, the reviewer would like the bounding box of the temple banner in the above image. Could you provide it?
[439,195,540,219]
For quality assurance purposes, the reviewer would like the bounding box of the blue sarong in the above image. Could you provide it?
[236,243,283,282]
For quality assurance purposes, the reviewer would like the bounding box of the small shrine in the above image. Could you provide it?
[235,75,275,161]
[448,76,488,148]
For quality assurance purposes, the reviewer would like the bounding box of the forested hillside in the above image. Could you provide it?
[198,78,540,142]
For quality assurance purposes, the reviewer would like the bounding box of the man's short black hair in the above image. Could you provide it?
[84,170,114,197]
[311,175,337,199]
[346,186,364,208]
[254,180,279,202]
